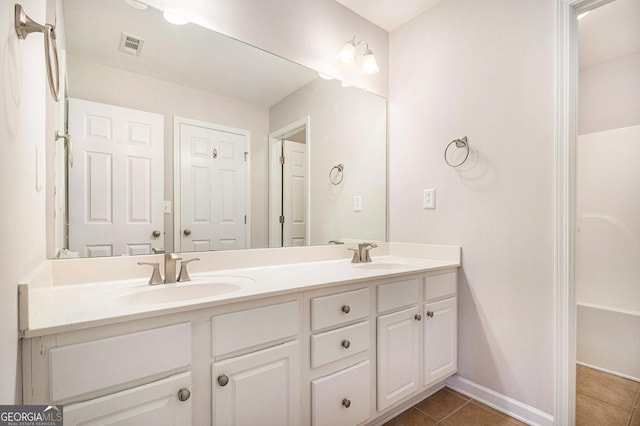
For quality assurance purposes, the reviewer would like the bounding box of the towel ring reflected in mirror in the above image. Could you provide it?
[329,164,344,185]
[444,136,470,168]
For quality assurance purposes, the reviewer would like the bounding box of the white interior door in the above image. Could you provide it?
[178,120,248,252]
[282,140,307,247]
[68,99,164,257]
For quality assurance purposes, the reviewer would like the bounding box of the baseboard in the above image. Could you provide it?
[577,361,640,383]
[446,375,554,426]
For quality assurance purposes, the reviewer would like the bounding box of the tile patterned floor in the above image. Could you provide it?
[384,366,640,426]
[576,365,640,426]
[383,387,526,426]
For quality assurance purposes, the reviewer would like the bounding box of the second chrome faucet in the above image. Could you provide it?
[138,253,200,285]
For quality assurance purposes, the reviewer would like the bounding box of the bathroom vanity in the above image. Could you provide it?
[20,243,459,425]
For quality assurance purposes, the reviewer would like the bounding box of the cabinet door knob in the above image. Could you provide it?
[177,387,191,401]
[426,311,434,318]
[415,314,422,321]
[341,339,351,349]
[341,305,351,314]
[342,398,351,408]
[217,374,229,386]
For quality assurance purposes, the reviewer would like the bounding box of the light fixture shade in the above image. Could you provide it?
[338,41,356,66]
[361,50,379,75]
[163,11,189,25]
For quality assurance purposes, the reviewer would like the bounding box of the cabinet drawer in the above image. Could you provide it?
[424,271,457,301]
[212,300,299,357]
[311,288,369,331]
[312,361,370,426]
[64,372,191,426]
[50,323,191,403]
[311,321,369,368]
[377,279,420,313]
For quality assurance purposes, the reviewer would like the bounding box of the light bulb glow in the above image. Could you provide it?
[577,11,590,19]
[338,42,356,66]
[124,0,148,10]
[361,50,379,75]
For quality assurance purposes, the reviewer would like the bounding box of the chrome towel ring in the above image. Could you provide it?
[15,4,60,101]
[444,136,469,167]
[329,164,344,185]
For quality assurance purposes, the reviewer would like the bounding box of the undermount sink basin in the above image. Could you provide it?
[117,276,251,305]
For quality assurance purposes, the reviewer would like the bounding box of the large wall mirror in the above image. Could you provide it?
[53,0,387,258]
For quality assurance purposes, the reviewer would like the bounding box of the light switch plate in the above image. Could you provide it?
[354,195,362,212]
[423,189,435,209]
[163,201,172,214]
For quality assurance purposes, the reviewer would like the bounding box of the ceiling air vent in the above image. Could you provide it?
[119,33,144,56]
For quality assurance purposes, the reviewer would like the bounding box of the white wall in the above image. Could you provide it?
[270,78,387,245]
[389,0,555,415]
[579,52,640,135]
[0,0,51,403]
[66,56,270,249]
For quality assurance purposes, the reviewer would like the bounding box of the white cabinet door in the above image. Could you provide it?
[212,341,300,426]
[63,372,191,426]
[377,306,421,411]
[423,297,457,386]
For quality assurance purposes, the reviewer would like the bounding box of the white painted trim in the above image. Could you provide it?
[267,116,311,247]
[555,1,615,425]
[446,375,554,426]
[173,116,251,251]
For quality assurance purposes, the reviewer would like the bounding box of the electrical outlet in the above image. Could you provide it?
[423,189,435,209]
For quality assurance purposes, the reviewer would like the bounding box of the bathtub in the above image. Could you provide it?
[577,302,640,381]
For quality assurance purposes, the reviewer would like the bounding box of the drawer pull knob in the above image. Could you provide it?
[217,374,229,387]
[342,398,351,408]
[177,387,191,401]
[341,339,351,349]
[415,314,422,321]
[341,305,351,314]
[426,311,434,318]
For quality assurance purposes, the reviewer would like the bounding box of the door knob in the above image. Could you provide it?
[177,387,191,401]
[217,374,229,386]
[152,230,161,238]
[183,229,192,236]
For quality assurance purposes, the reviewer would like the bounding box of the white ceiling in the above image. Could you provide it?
[335,0,442,31]
[579,0,640,68]
[63,0,318,107]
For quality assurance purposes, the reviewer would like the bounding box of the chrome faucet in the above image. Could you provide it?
[139,253,201,285]
[164,253,182,283]
[348,243,378,263]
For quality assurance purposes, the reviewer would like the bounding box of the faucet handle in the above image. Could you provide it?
[347,248,360,263]
[178,258,200,282]
[138,262,164,285]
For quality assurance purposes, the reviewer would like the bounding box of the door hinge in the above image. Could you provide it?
[244,215,247,224]
[279,156,285,165]
[279,215,285,224]
[244,152,248,162]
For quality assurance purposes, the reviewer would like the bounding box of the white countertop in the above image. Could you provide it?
[20,244,461,338]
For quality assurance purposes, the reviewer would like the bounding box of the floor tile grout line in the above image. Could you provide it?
[578,390,636,414]
[437,399,472,423]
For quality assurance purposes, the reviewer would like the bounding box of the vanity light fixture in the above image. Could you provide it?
[163,11,189,25]
[338,36,379,75]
